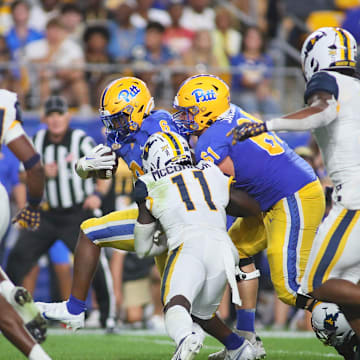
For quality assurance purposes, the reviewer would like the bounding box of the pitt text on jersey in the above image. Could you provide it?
[151,162,211,181]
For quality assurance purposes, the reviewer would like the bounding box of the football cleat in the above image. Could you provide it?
[171,332,203,360]
[224,340,256,360]
[36,301,84,331]
[9,287,47,343]
[208,331,266,360]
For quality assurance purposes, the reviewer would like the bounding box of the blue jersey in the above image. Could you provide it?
[106,110,178,179]
[195,104,317,211]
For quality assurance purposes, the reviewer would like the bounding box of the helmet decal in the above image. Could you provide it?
[118,85,141,102]
[191,89,217,103]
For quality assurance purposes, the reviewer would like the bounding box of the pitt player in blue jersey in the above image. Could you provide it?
[173,74,325,360]
[36,77,180,330]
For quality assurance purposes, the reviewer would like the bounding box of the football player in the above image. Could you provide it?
[230,27,360,359]
[36,77,182,329]
[173,74,325,360]
[134,131,261,360]
[0,89,50,359]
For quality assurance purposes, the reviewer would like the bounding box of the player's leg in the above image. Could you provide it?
[36,209,138,329]
[301,204,360,337]
[264,180,325,306]
[191,236,256,360]
[0,294,51,360]
[212,215,266,360]
[0,267,47,344]
[161,243,204,359]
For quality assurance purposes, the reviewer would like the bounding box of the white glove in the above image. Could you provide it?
[76,144,116,179]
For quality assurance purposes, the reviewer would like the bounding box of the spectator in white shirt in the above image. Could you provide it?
[24,17,91,114]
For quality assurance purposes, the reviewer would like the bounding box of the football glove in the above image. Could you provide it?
[227,122,267,144]
[12,205,40,231]
[76,144,116,179]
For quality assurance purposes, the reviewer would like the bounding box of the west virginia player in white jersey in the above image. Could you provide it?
[0,89,51,359]
[231,27,360,359]
[134,131,261,360]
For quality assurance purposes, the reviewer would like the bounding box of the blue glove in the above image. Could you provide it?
[12,205,40,231]
[228,122,267,144]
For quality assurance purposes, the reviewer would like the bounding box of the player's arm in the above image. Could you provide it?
[226,185,261,217]
[7,133,45,231]
[133,180,167,258]
[265,91,337,132]
[229,71,339,142]
[8,135,44,204]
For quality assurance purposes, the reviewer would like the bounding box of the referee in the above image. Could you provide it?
[6,96,116,330]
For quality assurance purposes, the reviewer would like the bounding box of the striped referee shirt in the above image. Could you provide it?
[32,128,96,209]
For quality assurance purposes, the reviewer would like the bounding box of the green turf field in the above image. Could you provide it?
[0,329,342,359]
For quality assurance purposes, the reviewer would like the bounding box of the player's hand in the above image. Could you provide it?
[12,205,40,231]
[76,144,115,177]
[227,122,267,144]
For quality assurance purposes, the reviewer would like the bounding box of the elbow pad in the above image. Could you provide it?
[134,221,157,258]
[267,96,338,131]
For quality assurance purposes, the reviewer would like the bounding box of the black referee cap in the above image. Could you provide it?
[44,96,68,115]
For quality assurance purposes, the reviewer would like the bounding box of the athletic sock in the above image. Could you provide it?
[28,344,51,360]
[236,309,255,333]
[223,332,245,350]
[0,279,15,303]
[66,294,86,315]
[165,305,193,346]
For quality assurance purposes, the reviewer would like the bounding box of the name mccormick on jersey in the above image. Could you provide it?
[151,162,212,181]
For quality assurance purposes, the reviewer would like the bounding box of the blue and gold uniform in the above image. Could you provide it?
[80,110,177,254]
[195,104,325,306]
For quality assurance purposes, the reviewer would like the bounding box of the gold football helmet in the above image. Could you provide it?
[99,77,154,141]
[173,74,230,135]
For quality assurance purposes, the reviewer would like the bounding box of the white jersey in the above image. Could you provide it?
[138,160,241,308]
[313,71,360,209]
[139,160,232,251]
[0,89,25,146]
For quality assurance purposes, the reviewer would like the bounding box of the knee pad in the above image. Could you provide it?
[236,257,260,281]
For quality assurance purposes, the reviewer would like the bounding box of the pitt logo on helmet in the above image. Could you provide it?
[118,85,141,102]
[191,89,217,103]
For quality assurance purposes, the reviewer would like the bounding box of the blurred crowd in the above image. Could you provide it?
[1,0,360,332]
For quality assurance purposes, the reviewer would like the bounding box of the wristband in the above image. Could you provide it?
[27,194,42,207]
[23,153,41,170]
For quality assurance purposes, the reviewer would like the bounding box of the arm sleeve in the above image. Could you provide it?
[304,71,339,103]
[266,96,338,132]
[134,221,157,258]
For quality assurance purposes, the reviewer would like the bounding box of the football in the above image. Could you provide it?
[90,151,118,179]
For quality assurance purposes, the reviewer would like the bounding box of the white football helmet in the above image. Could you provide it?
[311,302,355,347]
[142,131,192,173]
[301,27,357,81]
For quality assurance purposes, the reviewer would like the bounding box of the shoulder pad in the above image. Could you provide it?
[305,71,339,103]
